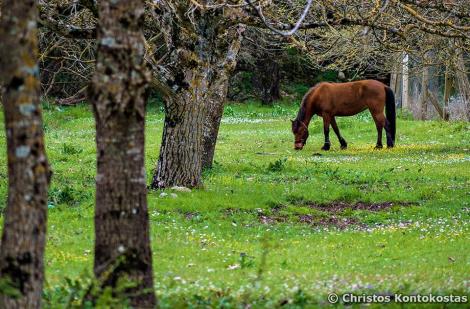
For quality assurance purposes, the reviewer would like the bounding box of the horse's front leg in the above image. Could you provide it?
[321,114,331,151]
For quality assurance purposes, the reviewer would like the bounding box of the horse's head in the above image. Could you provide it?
[291,119,309,150]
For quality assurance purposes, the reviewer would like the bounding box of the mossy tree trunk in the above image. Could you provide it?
[154,90,207,188]
[202,77,230,170]
[0,0,51,308]
[202,26,244,170]
[89,0,156,306]
[150,3,244,188]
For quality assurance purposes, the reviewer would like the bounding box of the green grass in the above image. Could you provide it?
[0,101,469,308]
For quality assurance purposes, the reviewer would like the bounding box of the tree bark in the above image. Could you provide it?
[0,1,51,308]
[89,0,156,307]
[153,91,206,188]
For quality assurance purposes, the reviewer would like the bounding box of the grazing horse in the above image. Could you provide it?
[291,80,396,151]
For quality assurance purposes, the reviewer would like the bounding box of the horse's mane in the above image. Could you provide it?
[295,104,306,123]
[295,83,321,123]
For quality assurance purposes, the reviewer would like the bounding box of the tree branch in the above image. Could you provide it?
[38,3,97,39]
[244,0,314,36]
[79,0,99,18]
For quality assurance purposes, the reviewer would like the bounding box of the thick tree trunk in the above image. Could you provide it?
[150,4,244,186]
[89,0,155,307]
[152,91,206,188]
[0,1,51,308]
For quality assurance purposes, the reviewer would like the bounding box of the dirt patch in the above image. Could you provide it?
[307,201,414,213]
[257,211,364,229]
[257,201,414,229]
[257,205,289,225]
[258,214,288,225]
[182,211,200,220]
[224,201,414,229]
[298,215,364,229]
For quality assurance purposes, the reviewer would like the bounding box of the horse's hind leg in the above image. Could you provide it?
[321,114,331,151]
[371,112,385,149]
[331,117,347,149]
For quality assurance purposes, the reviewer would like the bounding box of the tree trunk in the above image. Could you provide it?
[420,65,429,120]
[390,71,398,96]
[254,59,281,105]
[443,64,452,121]
[390,55,402,107]
[202,29,244,170]
[402,53,410,111]
[427,89,444,119]
[150,4,244,186]
[152,91,206,188]
[453,45,470,121]
[0,1,51,308]
[202,76,230,170]
[89,0,156,306]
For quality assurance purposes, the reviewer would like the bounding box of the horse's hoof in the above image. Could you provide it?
[321,144,330,151]
[374,145,383,150]
[340,144,348,150]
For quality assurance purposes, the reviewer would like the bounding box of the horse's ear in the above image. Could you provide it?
[290,119,294,124]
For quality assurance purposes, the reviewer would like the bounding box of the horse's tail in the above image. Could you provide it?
[385,86,396,147]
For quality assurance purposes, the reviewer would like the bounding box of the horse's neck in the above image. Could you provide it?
[301,103,315,127]
[300,88,318,126]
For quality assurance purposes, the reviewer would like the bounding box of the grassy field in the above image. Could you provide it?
[0,101,469,308]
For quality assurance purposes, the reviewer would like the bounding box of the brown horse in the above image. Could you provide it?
[291,80,396,151]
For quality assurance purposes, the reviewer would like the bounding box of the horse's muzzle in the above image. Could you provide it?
[294,143,304,150]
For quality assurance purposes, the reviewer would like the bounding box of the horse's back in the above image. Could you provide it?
[330,80,385,96]
[356,79,387,98]
[355,80,387,113]
[310,80,387,116]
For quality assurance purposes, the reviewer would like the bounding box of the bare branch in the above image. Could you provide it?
[244,0,314,36]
